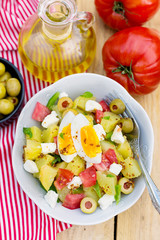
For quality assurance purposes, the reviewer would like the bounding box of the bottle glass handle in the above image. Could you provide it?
[73,11,95,31]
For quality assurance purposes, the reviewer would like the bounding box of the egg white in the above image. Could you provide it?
[58,111,77,163]
[71,113,102,163]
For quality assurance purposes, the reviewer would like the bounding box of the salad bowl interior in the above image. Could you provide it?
[12,73,154,225]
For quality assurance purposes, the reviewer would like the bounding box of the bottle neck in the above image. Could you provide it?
[42,21,72,40]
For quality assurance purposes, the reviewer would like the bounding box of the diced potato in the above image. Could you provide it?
[39,165,58,191]
[117,137,133,159]
[55,162,68,170]
[101,140,115,152]
[74,108,86,115]
[83,186,100,202]
[101,112,121,133]
[24,139,42,160]
[41,124,59,143]
[100,140,125,164]
[121,157,141,178]
[115,150,125,164]
[97,171,117,195]
[66,156,85,175]
[33,154,55,178]
[73,96,96,110]
[25,126,42,142]
[85,114,94,125]
[51,105,62,118]
[57,186,70,202]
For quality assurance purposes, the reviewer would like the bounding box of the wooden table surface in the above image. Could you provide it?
[57,1,160,240]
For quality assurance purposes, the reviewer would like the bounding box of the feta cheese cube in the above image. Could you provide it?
[86,162,93,168]
[42,111,59,128]
[111,125,125,144]
[41,143,56,154]
[98,194,115,210]
[93,124,106,141]
[67,176,82,189]
[24,160,39,174]
[59,92,68,99]
[85,100,103,112]
[44,190,58,209]
[109,163,122,176]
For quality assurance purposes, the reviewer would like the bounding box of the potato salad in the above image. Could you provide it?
[23,91,141,213]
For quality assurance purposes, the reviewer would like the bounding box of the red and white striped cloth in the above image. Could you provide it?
[0,1,72,239]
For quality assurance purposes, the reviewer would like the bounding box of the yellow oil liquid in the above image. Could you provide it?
[18,15,96,83]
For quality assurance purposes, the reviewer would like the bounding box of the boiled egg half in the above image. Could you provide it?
[58,111,77,162]
[71,113,102,163]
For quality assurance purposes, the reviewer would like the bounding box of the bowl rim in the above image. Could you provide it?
[0,57,25,123]
[12,73,154,225]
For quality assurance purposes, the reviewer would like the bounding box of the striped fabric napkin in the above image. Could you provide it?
[0,0,71,239]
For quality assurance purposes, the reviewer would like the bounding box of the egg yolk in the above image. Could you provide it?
[81,125,101,158]
[59,123,76,155]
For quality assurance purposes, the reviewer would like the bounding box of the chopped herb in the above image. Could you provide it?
[49,185,60,202]
[80,91,93,98]
[93,119,97,125]
[107,174,115,178]
[93,181,101,198]
[60,132,65,139]
[72,186,83,194]
[114,184,121,205]
[103,116,110,120]
[105,131,113,140]
[46,92,60,110]
[51,154,62,165]
[23,127,33,138]
[49,184,57,193]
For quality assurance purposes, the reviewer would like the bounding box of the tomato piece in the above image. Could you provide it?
[94,153,111,171]
[104,149,118,164]
[95,0,160,30]
[99,100,110,112]
[54,169,74,190]
[32,102,51,122]
[62,193,85,209]
[95,110,104,124]
[94,149,118,171]
[102,27,160,95]
[79,166,97,187]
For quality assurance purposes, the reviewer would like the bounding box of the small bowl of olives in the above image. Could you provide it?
[0,58,25,127]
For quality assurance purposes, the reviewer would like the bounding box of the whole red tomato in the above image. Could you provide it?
[102,27,160,95]
[95,0,160,30]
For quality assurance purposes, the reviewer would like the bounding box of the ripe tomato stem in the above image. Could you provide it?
[113,1,125,17]
[112,61,142,88]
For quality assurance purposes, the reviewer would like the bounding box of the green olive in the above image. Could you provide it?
[119,118,134,133]
[6,78,21,97]
[0,83,6,99]
[0,63,5,76]
[118,177,134,194]
[0,72,12,86]
[0,99,14,115]
[6,96,19,107]
[62,108,78,118]
[80,197,97,214]
[57,97,73,112]
[110,99,125,114]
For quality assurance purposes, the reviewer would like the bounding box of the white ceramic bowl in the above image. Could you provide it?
[12,73,154,225]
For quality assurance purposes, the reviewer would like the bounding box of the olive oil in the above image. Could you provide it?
[18,0,96,83]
